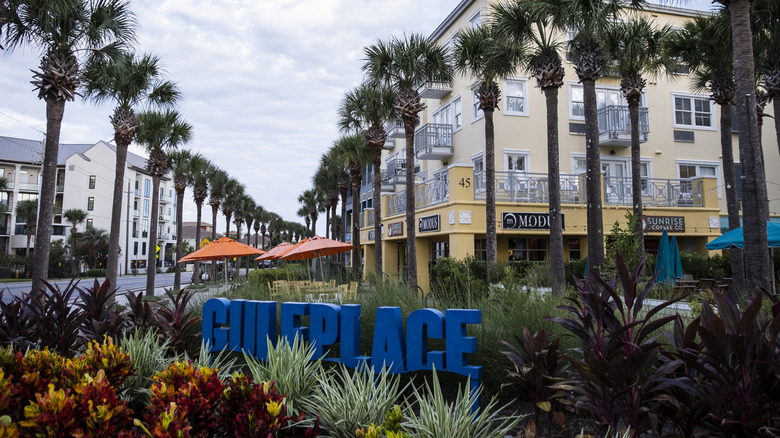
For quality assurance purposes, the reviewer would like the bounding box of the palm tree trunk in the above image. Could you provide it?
[224,212,232,238]
[325,206,330,239]
[340,188,348,266]
[211,204,219,281]
[70,228,78,276]
[372,155,383,279]
[629,100,644,262]
[583,78,605,283]
[485,108,497,266]
[146,175,162,296]
[351,170,362,279]
[106,139,129,289]
[26,229,32,258]
[403,117,417,290]
[31,98,65,295]
[774,98,780,159]
[173,188,185,291]
[193,202,202,284]
[235,222,242,279]
[545,87,565,296]
[332,203,339,243]
[719,103,745,293]
[728,0,771,296]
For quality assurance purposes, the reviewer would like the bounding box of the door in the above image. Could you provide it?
[602,160,629,204]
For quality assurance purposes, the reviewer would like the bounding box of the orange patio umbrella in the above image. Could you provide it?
[257,238,310,261]
[279,236,354,261]
[178,237,265,286]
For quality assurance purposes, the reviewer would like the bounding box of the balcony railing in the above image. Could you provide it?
[384,158,407,185]
[596,105,649,147]
[56,185,64,193]
[134,189,141,197]
[53,206,63,215]
[0,226,7,235]
[417,81,452,99]
[5,182,13,190]
[159,214,171,222]
[386,172,449,216]
[17,182,39,192]
[160,195,170,204]
[414,123,453,160]
[158,233,171,240]
[475,171,586,204]
[604,176,703,207]
[360,209,375,229]
[133,210,140,218]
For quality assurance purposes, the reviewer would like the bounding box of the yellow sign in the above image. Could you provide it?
[156,245,160,259]
[156,245,160,253]
[200,238,210,248]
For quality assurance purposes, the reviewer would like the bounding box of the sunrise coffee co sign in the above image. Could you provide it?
[202,299,483,388]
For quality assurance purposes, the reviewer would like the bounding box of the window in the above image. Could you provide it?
[144,179,151,197]
[142,219,149,234]
[569,239,581,260]
[143,199,150,217]
[472,154,485,192]
[133,242,138,255]
[433,96,463,131]
[474,238,486,261]
[674,94,713,129]
[508,238,547,262]
[640,161,651,195]
[132,221,137,238]
[89,175,96,189]
[432,241,449,260]
[504,79,528,115]
[505,151,529,172]
[468,9,481,27]
[570,85,585,118]
[87,197,94,211]
[471,86,484,121]
[142,242,146,256]
[678,161,721,197]
[86,218,93,228]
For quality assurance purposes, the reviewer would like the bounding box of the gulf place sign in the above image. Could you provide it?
[202,299,483,383]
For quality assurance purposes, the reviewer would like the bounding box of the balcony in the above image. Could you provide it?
[56,185,64,193]
[5,181,13,190]
[386,172,449,216]
[160,195,170,204]
[384,120,404,148]
[17,182,39,192]
[596,105,649,147]
[604,176,703,207]
[384,157,407,186]
[475,171,585,204]
[360,209,376,229]
[159,214,171,222]
[0,226,7,235]
[414,123,453,160]
[134,189,141,198]
[158,233,171,240]
[133,210,140,218]
[53,206,63,215]
[380,170,395,192]
[417,81,452,99]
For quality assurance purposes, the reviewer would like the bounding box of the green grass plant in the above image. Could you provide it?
[403,368,523,438]
[311,363,405,438]
[119,329,178,411]
[243,334,323,416]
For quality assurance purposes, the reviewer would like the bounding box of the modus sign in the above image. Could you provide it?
[202,299,483,383]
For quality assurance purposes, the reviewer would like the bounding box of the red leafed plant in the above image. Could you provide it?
[145,362,224,437]
[80,337,134,389]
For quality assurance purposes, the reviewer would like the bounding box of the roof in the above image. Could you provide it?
[105,143,149,170]
[0,135,93,165]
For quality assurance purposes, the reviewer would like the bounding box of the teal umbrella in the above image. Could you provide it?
[705,222,780,250]
[655,230,674,284]
[669,236,684,280]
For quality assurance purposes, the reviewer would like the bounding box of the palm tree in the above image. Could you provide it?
[454,23,523,268]
[188,154,212,284]
[665,12,745,294]
[252,205,266,248]
[135,109,192,296]
[714,0,772,294]
[338,82,397,278]
[243,197,256,247]
[63,208,87,276]
[79,226,109,270]
[3,0,136,294]
[167,148,192,291]
[221,179,244,238]
[298,189,318,237]
[363,34,452,289]
[15,199,38,258]
[602,16,673,266]
[493,1,567,294]
[334,134,371,278]
[755,0,780,157]
[313,151,341,240]
[534,0,630,283]
[208,168,228,243]
[256,207,272,250]
[82,51,180,290]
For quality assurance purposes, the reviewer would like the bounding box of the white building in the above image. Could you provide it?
[0,135,177,274]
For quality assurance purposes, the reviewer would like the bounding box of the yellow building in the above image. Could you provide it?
[352,0,779,292]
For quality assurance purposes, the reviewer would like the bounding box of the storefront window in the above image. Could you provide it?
[474,238,486,261]
[569,238,581,260]
[508,237,547,262]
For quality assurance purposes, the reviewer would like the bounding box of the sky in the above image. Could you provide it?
[0,0,718,236]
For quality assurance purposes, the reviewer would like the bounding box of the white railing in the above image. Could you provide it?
[475,171,585,204]
[386,172,449,216]
[604,176,703,207]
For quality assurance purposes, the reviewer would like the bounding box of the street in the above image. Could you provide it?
[0,272,192,302]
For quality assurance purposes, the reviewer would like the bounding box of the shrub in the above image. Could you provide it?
[78,279,128,343]
[248,266,308,287]
[154,289,202,357]
[429,257,488,304]
[81,269,107,278]
[679,251,731,280]
[119,330,176,411]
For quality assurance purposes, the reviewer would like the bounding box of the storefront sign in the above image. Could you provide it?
[418,214,440,233]
[643,215,685,232]
[502,212,564,230]
[388,221,404,237]
[202,299,482,383]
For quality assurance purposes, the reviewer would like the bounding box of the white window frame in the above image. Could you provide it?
[468,9,481,28]
[676,159,721,198]
[672,93,716,131]
[503,77,529,116]
[503,149,531,172]
[471,152,485,193]
[471,84,484,123]
[568,83,585,120]
[432,95,463,133]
